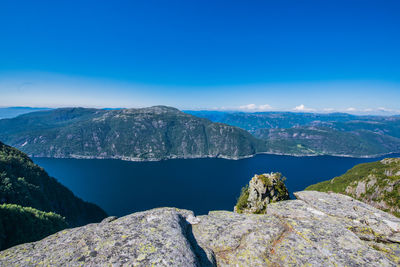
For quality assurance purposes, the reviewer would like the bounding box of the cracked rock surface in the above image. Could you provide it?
[1,191,400,266]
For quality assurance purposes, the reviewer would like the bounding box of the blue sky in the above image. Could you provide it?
[0,0,399,114]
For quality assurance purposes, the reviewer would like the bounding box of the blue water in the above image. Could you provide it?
[33,154,400,217]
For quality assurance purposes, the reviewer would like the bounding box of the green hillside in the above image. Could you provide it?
[0,141,107,226]
[306,158,400,217]
[258,127,400,157]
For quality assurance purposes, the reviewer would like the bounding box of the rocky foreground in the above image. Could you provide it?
[1,191,400,266]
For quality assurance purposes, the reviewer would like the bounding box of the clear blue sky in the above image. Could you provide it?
[0,0,399,114]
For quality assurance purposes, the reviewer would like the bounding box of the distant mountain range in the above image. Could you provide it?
[0,107,399,159]
[0,107,51,119]
[0,106,263,160]
[187,111,400,157]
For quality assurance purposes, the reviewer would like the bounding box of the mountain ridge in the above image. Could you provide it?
[187,110,400,157]
[0,106,264,161]
[2,107,400,160]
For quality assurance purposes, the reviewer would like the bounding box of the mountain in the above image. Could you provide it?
[0,141,107,226]
[306,158,400,217]
[0,107,52,119]
[185,111,361,131]
[186,111,400,157]
[2,107,399,159]
[257,126,400,156]
[1,191,399,266]
[0,106,265,160]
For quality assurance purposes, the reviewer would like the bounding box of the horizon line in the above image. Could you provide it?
[1,105,399,117]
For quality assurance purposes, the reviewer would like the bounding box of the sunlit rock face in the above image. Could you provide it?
[1,191,400,266]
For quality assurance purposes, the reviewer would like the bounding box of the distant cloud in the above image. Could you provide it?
[293,104,315,112]
[376,107,400,114]
[258,104,273,111]
[238,104,272,111]
[378,107,393,112]
[346,107,356,112]
[239,104,257,110]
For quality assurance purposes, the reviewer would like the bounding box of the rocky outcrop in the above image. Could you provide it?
[234,172,290,214]
[1,191,400,266]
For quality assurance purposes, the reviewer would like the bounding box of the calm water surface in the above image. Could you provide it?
[33,154,400,217]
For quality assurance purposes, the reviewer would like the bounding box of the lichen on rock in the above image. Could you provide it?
[234,172,290,214]
[1,191,400,266]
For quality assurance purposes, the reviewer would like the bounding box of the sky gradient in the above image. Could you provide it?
[1,0,399,114]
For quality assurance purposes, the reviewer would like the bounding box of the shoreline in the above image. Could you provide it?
[29,151,399,162]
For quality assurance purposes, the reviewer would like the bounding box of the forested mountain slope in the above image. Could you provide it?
[0,106,265,160]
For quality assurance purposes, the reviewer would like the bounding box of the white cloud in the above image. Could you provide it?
[376,107,400,114]
[238,104,272,111]
[378,107,392,112]
[346,107,356,112]
[293,104,315,112]
[239,104,257,110]
[258,104,273,111]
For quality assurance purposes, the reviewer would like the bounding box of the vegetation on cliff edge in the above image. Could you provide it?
[0,141,107,250]
[0,204,67,250]
[306,158,400,217]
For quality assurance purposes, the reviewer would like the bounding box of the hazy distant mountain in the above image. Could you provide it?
[186,111,400,157]
[0,106,264,160]
[185,110,387,131]
[0,107,52,119]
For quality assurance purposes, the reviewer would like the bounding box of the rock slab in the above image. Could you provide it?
[1,191,400,266]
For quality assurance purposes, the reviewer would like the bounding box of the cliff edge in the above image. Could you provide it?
[306,158,400,218]
[1,191,399,266]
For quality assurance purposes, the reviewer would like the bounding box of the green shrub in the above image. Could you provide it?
[235,185,249,214]
[0,204,67,250]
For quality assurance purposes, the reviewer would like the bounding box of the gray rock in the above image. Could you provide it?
[1,191,400,266]
[192,211,285,266]
[234,172,290,214]
[0,208,208,267]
